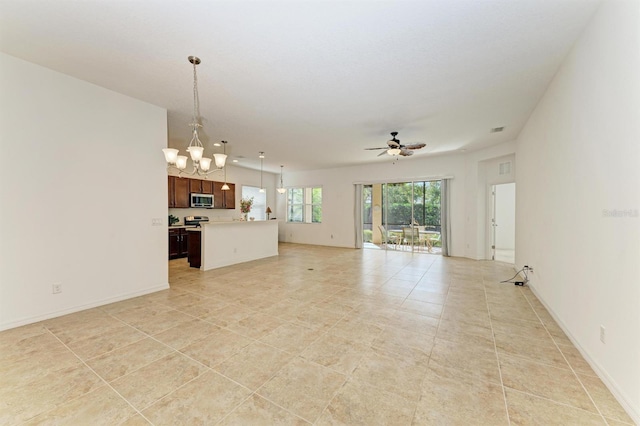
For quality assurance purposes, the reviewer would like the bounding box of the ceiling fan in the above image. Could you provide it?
[365,132,426,157]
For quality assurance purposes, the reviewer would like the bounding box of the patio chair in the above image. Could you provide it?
[378,225,398,249]
[402,227,420,250]
[427,232,441,252]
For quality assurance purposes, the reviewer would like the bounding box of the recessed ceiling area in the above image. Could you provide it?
[0,0,600,172]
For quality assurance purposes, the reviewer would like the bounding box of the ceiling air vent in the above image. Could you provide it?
[499,161,511,175]
[490,126,505,133]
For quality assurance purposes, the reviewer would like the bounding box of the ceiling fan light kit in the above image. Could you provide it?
[365,131,426,158]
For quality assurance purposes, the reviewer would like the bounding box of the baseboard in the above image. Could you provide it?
[527,282,640,425]
[0,282,170,332]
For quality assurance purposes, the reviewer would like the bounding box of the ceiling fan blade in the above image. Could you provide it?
[364,147,388,150]
[400,149,414,156]
[378,150,388,157]
[403,143,426,150]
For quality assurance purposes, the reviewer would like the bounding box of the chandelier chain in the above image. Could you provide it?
[192,60,201,129]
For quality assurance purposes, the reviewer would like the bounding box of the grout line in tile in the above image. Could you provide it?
[505,387,611,421]
[519,288,609,424]
[42,327,156,426]
[483,279,512,426]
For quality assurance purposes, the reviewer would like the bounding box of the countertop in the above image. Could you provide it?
[203,220,279,226]
[168,225,198,229]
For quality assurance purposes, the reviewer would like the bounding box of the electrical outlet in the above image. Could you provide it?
[600,325,606,343]
[151,218,163,226]
[52,283,62,294]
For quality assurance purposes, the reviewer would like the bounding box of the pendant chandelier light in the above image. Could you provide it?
[259,152,265,193]
[277,165,286,194]
[221,141,230,190]
[162,56,227,175]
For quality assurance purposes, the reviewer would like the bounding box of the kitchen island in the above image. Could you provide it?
[194,220,279,271]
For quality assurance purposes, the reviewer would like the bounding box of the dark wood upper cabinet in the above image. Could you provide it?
[224,183,236,209]
[189,179,202,194]
[168,176,176,208]
[212,182,235,209]
[174,177,190,208]
[213,182,224,209]
[201,180,214,194]
[168,177,232,209]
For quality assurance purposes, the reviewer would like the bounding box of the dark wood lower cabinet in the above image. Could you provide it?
[187,230,201,268]
[168,228,189,259]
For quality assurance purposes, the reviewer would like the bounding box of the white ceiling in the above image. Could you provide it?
[0,0,600,172]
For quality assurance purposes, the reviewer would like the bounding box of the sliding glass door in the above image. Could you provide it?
[363,180,441,253]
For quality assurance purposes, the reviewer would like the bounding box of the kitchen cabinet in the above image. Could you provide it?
[201,180,214,194]
[213,182,236,209]
[189,179,202,194]
[187,229,201,268]
[190,179,214,194]
[168,176,229,209]
[168,228,189,259]
[224,183,236,209]
[168,176,175,207]
[168,176,190,208]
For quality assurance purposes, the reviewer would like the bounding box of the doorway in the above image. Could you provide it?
[491,183,516,263]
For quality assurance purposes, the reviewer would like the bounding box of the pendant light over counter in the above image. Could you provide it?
[277,165,286,194]
[259,152,265,193]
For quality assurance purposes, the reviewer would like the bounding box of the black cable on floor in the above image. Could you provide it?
[500,267,528,285]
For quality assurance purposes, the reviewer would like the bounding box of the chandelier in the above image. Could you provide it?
[162,56,227,175]
[277,165,286,194]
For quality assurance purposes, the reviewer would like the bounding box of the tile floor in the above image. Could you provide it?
[1,243,635,425]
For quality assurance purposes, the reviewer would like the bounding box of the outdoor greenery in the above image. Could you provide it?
[363,181,441,230]
[287,187,322,223]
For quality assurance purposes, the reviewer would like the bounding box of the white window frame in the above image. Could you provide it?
[287,186,322,223]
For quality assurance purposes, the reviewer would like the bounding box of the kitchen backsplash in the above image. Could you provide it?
[169,207,238,225]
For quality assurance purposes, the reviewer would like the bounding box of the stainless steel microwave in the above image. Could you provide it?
[190,193,214,208]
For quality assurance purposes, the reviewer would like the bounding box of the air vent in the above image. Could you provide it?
[499,161,511,175]
[491,126,505,133]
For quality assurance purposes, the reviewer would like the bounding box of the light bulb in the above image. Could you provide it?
[176,155,188,169]
[200,157,212,171]
[213,153,227,168]
[162,148,179,164]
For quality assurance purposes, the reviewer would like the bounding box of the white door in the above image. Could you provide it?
[492,183,516,263]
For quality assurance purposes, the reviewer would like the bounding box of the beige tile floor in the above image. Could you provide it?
[1,243,635,425]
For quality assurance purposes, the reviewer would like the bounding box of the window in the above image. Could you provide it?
[241,186,267,220]
[287,187,322,223]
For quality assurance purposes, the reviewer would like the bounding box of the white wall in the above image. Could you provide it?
[278,142,515,258]
[277,153,465,252]
[465,147,516,260]
[276,141,515,257]
[515,0,640,421]
[494,183,516,251]
[0,53,169,330]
